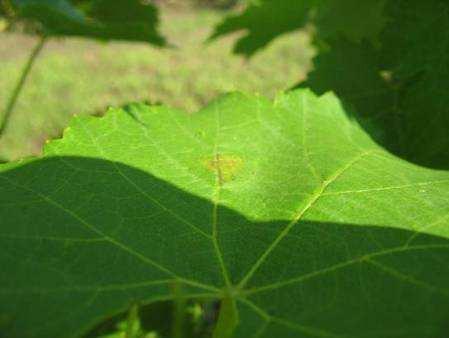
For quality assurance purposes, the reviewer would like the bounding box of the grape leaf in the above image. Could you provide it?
[1,90,449,338]
[10,0,165,44]
[210,0,387,56]
[377,0,449,169]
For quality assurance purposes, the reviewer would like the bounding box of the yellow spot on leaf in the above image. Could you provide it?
[205,154,243,184]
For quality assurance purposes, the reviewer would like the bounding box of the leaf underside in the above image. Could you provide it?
[1,90,449,338]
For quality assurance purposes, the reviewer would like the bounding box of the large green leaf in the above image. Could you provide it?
[1,90,449,338]
[10,0,165,44]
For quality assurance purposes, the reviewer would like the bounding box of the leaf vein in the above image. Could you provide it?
[241,243,449,295]
[0,174,218,293]
[322,179,449,196]
[237,150,376,289]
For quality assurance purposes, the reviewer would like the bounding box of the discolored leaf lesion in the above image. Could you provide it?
[204,154,244,185]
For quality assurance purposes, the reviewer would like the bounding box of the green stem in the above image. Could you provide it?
[172,282,187,338]
[125,303,140,338]
[212,295,239,338]
[0,35,47,137]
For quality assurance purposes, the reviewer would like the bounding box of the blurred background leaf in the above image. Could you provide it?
[210,0,387,56]
[8,0,166,44]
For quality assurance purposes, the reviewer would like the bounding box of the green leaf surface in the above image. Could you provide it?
[1,90,449,338]
[10,0,165,44]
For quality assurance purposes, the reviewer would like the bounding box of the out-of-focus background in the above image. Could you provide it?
[0,0,313,161]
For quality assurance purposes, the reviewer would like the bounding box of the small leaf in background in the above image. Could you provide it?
[94,304,159,338]
[10,0,166,44]
[187,303,203,323]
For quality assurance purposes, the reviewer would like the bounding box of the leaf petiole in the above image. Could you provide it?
[0,34,47,136]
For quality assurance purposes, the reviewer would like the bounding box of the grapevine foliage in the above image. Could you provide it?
[1,90,449,338]
[1,1,449,338]
[210,0,386,56]
[212,0,449,169]
[6,0,165,44]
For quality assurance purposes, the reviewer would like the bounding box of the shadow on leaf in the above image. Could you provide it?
[0,156,448,338]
